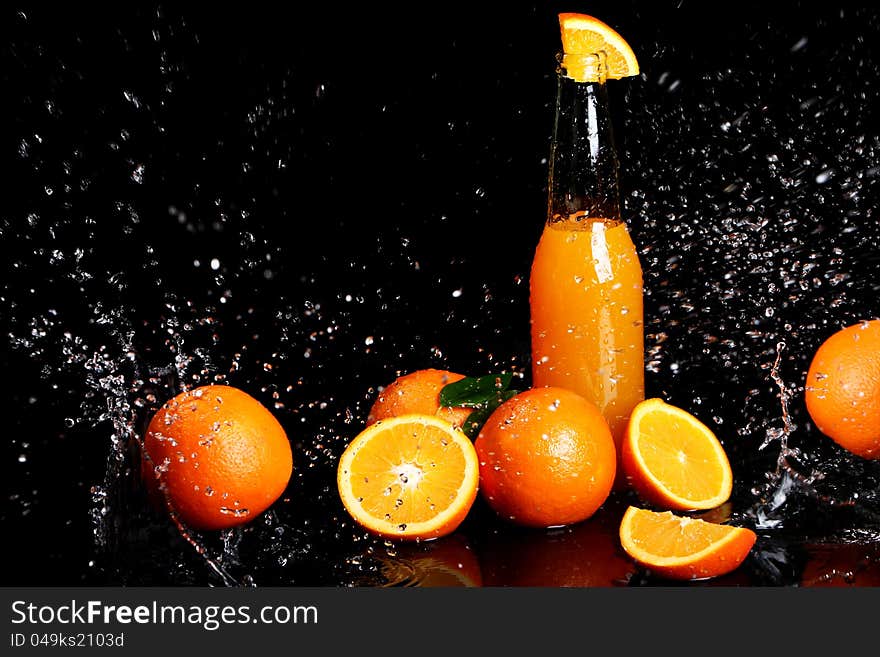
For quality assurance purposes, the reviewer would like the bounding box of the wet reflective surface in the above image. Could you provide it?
[2,4,880,586]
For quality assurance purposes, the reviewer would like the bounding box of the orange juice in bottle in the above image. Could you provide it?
[530,16,644,484]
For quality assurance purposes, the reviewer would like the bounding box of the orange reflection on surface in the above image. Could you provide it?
[477,499,634,587]
[801,542,880,587]
[395,534,483,587]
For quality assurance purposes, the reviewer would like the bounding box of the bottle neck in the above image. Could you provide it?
[547,58,622,225]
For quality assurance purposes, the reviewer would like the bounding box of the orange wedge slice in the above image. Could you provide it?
[619,506,757,581]
[337,414,479,541]
[622,398,733,511]
[559,13,640,82]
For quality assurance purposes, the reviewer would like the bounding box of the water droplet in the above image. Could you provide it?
[790,36,808,52]
[815,169,833,184]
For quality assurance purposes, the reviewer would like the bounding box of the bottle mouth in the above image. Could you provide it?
[556,51,607,83]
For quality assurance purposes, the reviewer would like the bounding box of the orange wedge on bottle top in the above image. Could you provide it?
[619,506,757,581]
[622,398,733,511]
[337,414,479,541]
[559,13,640,82]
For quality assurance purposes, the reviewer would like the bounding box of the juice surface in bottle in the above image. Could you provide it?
[530,51,644,482]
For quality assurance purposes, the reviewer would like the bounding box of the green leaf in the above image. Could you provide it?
[439,372,514,408]
[460,389,518,439]
[440,373,521,439]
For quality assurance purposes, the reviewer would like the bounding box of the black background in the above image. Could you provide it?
[2,2,880,585]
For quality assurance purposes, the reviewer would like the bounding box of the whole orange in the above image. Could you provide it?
[142,385,293,530]
[474,386,616,528]
[367,369,472,428]
[805,319,880,459]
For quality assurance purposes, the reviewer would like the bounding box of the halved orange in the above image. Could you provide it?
[337,414,479,541]
[558,13,640,82]
[619,506,757,581]
[622,398,733,511]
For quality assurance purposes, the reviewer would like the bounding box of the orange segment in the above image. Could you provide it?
[619,506,757,581]
[337,414,479,541]
[558,13,640,82]
[622,398,733,511]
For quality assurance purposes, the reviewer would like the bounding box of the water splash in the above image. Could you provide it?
[748,342,837,528]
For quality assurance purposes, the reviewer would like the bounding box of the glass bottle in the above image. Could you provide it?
[529,52,645,484]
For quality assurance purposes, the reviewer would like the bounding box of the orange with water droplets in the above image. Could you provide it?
[805,319,880,459]
[619,506,757,581]
[621,398,733,511]
[474,386,616,528]
[337,414,479,541]
[367,369,472,429]
[142,385,293,531]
